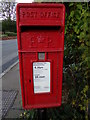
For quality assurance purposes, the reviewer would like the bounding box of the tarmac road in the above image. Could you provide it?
[0,39,18,73]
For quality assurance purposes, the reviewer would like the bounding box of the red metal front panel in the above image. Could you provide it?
[16,3,65,109]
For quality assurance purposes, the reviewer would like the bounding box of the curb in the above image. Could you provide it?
[0,60,19,78]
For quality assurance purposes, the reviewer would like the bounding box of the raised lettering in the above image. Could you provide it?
[21,11,60,19]
[22,12,25,18]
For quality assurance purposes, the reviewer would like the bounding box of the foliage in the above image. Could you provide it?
[5,31,17,36]
[2,19,17,33]
[0,0,16,21]
[48,2,89,120]
[0,34,7,37]
[19,2,89,120]
[20,110,38,120]
[0,1,17,33]
[0,21,2,31]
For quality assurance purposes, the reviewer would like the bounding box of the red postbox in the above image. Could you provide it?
[16,3,65,109]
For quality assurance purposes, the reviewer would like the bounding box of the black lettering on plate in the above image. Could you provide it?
[39,76,45,78]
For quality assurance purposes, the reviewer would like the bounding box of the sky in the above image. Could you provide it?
[16,0,34,3]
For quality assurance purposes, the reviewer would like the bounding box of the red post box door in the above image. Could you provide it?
[16,3,65,109]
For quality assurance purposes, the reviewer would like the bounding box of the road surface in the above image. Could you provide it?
[0,39,18,73]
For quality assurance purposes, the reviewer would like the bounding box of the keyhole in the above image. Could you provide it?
[29,80,31,83]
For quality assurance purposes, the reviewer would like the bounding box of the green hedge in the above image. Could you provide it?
[5,32,17,36]
[0,34,8,37]
[2,20,17,33]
